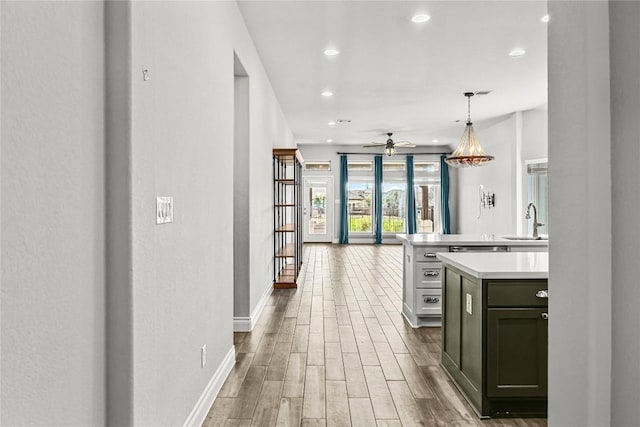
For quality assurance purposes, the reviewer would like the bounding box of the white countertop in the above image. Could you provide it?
[396,233,549,247]
[436,252,549,279]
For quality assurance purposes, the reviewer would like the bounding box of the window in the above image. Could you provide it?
[382,160,407,233]
[527,160,548,236]
[348,179,373,233]
[413,161,440,233]
[305,161,331,171]
[343,157,441,237]
[382,182,406,233]
[414,161,439,173]
[348,161,373,171]
[347,161,374,233]
[383,162,405,172]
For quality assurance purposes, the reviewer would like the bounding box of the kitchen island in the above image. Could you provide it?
[396,234,548,327]
[437,252,548,418]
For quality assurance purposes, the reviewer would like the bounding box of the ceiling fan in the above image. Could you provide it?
[363,133,416,156]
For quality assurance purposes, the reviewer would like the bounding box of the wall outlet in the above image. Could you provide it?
[201,345,207,368]
[156,196,174,224]
[466,293,473,315]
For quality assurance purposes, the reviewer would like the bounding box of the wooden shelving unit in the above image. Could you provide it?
[273,148,304,288]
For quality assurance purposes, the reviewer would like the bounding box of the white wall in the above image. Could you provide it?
[610,1,640,425]
[547,2,612,426]
[125,2,292,425]
[1,2,106,425]
[2,1,293,426]
[456,115,518,235]
[522,108,548,161]
[456,109,547,236]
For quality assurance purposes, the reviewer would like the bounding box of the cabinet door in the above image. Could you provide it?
[486,308,548,397]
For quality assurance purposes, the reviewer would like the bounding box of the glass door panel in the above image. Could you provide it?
[308,186,327,235]
[303,177,333,242]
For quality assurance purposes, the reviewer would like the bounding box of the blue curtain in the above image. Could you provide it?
[374,155,383,244]
[440,155,451,234]
[406,155,417,234]
[339,155,349,244]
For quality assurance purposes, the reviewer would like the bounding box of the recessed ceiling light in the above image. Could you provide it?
[328,121,337,126]
[432,139,439,143]
[509,48,526,57]
[326,139,333,143]
[411,14,431,23]
[541,14,550,23]
[324,49,340,56]
[321,91,334,97]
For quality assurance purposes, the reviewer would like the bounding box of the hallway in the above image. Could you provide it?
[204,244,546,427]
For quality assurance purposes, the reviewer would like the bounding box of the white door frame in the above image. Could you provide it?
[303,176,334,243]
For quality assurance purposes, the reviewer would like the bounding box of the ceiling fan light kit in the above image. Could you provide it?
[446,92,495,168]
[363,132,416,157]
[385,142,395,157]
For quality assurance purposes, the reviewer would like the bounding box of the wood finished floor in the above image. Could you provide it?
[204,244,547,427]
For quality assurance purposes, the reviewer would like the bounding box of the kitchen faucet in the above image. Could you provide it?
[525,203,544,239]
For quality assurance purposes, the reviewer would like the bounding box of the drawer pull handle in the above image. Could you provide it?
[424,297,440,304]
[424,252,437,258]
[541,312,549,320]
[536,290,549,299]
[424,270,439,277]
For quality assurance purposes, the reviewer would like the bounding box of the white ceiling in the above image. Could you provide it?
[237,1,547,149]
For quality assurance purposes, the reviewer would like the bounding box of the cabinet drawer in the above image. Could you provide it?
[415,289,442,316]
[415,262,442,288]
[415,246,448,262]
[487,281,548,307]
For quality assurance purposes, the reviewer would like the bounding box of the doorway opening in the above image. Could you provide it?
[233,53,250,329]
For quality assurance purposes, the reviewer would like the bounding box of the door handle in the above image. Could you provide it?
[541,312,549,320]
[536,290,548,299]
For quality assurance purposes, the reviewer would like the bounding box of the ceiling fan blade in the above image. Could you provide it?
[363,142,385,147]
[394,142,416,147]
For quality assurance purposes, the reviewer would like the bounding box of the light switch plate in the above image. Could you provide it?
[156,196,173,224]
[466,293,473,315]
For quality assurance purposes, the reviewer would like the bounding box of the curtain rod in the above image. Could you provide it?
[336,152,451,156]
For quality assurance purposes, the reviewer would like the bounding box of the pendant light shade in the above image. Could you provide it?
[446,92,494,167]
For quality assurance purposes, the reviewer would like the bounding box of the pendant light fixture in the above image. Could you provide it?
[445,92,494,167]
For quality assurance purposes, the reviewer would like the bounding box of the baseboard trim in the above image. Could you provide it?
[182,346,235,427]
[233,282,274,332]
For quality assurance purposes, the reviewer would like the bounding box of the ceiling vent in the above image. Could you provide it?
[336,119,351,123]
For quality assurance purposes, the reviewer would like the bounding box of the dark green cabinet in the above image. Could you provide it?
[441,266,548,418]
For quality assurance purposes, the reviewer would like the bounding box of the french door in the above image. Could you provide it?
[303,177,333,242]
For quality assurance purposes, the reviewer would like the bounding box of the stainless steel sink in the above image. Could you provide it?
[501,236,548,241]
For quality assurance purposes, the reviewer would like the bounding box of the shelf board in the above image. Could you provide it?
[273,148,304,165]
[276,223,295,232]
[274,179,296,184]
[274,281,297,289]
[275,244,295,258]
[274,265,298,289]
[274,204,296,207]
